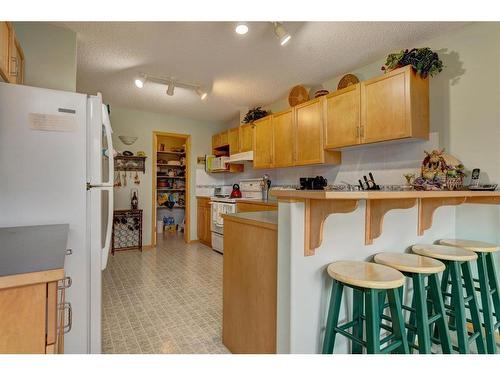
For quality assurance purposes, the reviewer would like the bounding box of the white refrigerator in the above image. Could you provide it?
[0,82,114,353]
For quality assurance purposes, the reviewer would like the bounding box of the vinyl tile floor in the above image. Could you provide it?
[102,233,230,354]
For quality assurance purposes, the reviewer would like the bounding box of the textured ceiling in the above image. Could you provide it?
[60,22,466,123]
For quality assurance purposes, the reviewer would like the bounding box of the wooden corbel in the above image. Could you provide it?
[418,196,467,236]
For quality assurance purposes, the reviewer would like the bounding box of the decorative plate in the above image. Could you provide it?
[288,85,309,107]
[337,74,360,90]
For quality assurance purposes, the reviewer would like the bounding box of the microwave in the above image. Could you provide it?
[207,156,230,171]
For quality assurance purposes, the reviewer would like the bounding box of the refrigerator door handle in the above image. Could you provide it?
[101,185,114,270]
[101,104,114,187]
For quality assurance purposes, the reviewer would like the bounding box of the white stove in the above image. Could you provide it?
[210,179,264,253]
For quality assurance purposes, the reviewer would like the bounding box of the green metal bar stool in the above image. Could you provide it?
[322,261,409,354]
[439,239,500,354]
[374,252,452,354]
[412,244,486,354]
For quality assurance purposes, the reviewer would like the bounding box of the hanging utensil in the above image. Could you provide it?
[134,171,140,185]
[123,171,127,186]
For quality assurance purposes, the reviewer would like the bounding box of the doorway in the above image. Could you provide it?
[152,131,191,246]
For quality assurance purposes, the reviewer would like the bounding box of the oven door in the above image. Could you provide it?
[211,202,224,235]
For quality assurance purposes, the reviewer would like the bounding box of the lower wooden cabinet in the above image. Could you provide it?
[0,280,66,353]
[197,197,212,247]
[223,214,277,353]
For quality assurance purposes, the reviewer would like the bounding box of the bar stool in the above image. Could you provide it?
[438,239,500,354]
[412,244,485,354]
[322,261,409,354]
[374,252,452,354]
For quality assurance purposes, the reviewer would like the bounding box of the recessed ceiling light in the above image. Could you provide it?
[235,22,248,35]
[273,22,291,46]
[134,76,146,88]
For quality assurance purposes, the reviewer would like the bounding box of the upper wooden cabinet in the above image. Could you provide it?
[324,84,361,149]
[0,22,24,85]
[360,65,429,144]
[228,127,240,155]
[212,131,229,149]
[272,109,294,168]
[239,123,254,153]
[294,98,341,166]
[253,116,274,169]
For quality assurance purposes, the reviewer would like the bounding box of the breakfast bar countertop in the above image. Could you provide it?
[0,224,69,289]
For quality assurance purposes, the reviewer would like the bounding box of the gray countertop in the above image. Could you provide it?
[0,224,69,277]
[224,211,278,229]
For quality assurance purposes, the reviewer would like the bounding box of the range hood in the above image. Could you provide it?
[228,150,253,163]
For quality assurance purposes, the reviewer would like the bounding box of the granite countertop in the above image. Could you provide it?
[223,211,278,230]
[0,224,69,288]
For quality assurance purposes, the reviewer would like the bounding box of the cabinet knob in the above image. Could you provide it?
[66,248,73,256]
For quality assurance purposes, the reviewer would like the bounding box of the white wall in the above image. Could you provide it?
[109,106,226,245]
[13,22,77,92]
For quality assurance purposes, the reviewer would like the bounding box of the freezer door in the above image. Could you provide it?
[0,83,89,353]
[87,97,114,354]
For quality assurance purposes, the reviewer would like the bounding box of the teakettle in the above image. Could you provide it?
[230,183,242,198]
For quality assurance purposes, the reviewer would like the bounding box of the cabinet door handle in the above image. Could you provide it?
[58,276,72,290]
[360,126,365,139]
[60,302,72,334]
[65,248,73,256]
[10,56,18,77]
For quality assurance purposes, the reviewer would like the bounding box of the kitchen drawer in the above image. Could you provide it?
[236,202,277,213]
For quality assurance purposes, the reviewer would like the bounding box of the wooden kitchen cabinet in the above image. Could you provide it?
[0,23,24,85]
[0,280,66,354]
[361,65,428,144]
[272,109,294,168]
[223,212,277,353]
[197,197,212,247]
[253,116,274,169]
[0,22,10,82]
[219,131,228,147]
[239,123,254,152]
[324,84,361,149]
[228,127,240,155]
[294,98,341,166]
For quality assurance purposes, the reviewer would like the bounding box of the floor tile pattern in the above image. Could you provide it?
[102,234,230,354]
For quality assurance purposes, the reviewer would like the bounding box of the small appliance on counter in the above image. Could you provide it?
[213,185,232,198]
[299,176,328,190]
[230,184,242,198]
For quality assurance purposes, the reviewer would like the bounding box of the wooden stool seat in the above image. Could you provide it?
[438,239,500,253]
[412,244,477,262]
[327,261,405,290]
[374,252,445,274]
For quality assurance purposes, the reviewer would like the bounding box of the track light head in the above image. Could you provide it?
[166,81,175,96]
[273,22,291,46]
[196,88,208,100]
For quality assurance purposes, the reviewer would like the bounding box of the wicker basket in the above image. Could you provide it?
[445,176,464,191]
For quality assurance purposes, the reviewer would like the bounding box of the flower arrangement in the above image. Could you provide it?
[381,47,444,78]
[413,149,465,191]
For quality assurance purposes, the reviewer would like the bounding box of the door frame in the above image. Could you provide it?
[152,131,191,246]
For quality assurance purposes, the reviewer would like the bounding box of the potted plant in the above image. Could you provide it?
[381,47,444,78]
[242,107,269,124]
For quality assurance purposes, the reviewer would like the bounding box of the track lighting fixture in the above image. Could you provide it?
[133,73,208,100]
[235,22,248,35]
[273,22,291,46]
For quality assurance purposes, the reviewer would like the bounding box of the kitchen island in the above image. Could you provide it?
[270,189,500,353]
[222,211,278,353]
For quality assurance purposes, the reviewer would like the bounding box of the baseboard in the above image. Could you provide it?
[188,239,200,244]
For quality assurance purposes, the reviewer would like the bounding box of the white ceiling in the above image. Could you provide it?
[60,22,466,124]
